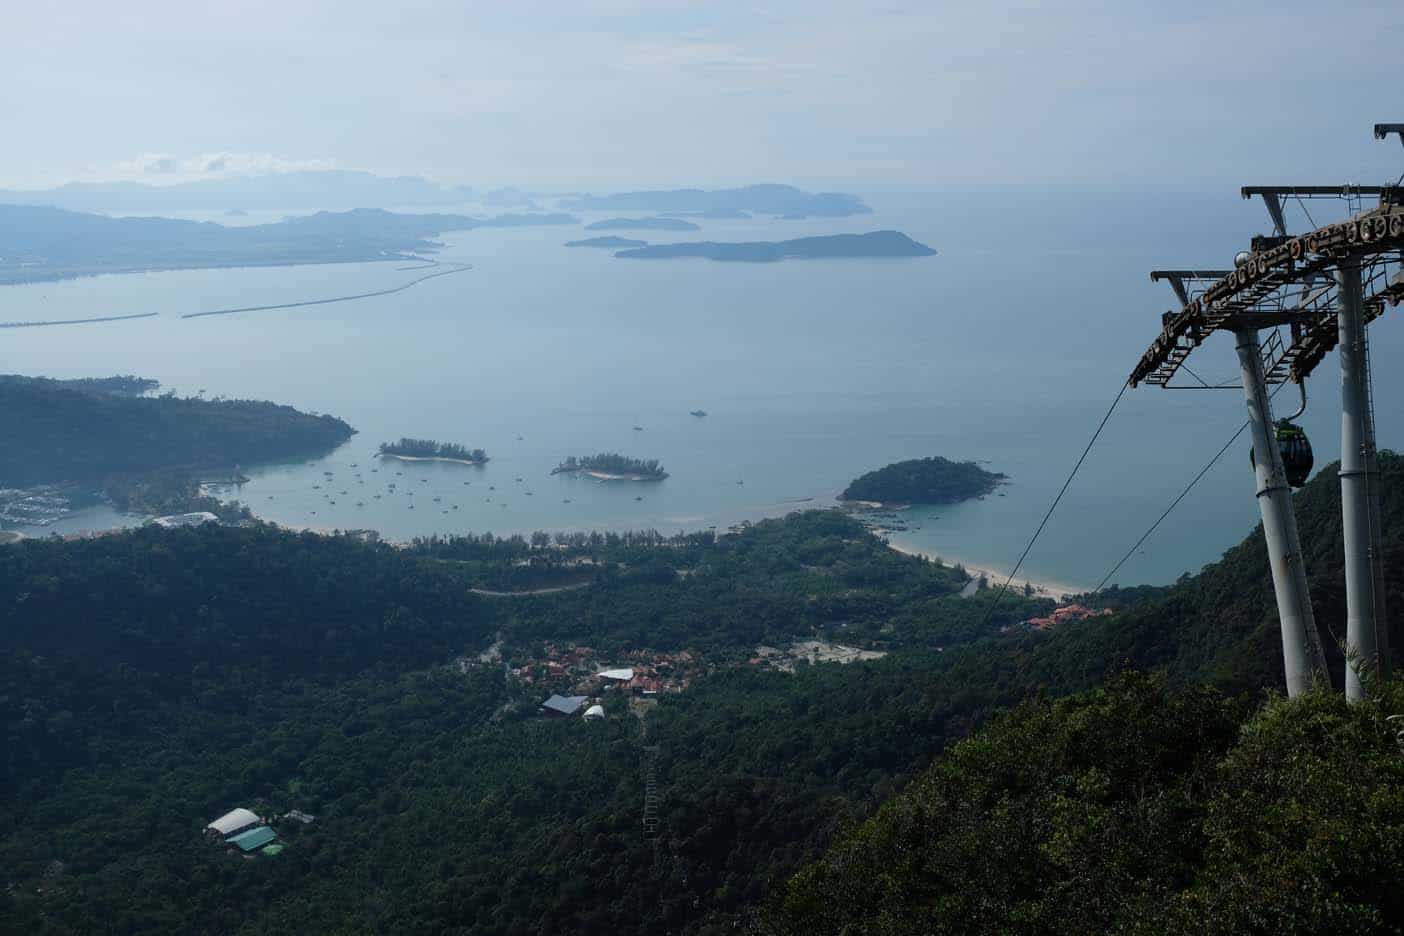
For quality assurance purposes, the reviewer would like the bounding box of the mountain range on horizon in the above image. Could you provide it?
[0,170,526,213]
[0,173,874,219]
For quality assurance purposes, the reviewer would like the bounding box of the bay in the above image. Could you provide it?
[3,190,1399,589]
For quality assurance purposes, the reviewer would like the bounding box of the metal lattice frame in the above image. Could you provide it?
[1131,194,1404,389]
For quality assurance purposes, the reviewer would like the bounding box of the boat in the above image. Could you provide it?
[690,409,707,417]
[633,425,644,431]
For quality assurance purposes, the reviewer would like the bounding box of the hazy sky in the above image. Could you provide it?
[5,0,1403,190]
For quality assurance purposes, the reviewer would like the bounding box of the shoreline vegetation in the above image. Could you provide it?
[552,453,668,481]
[378,438,488,465]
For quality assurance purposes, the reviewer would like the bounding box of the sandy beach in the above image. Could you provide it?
[887,541,1089,601]
[376,453,487,467]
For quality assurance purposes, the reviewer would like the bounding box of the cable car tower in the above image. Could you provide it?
[1131,123,1403,700]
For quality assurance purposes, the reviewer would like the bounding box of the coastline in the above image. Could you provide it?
[377,453,487,467]
[886,541,1088,602]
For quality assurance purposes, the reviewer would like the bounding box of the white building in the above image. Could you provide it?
[206,807,262,839]
[583,704,606,720]
[597,668,634,682]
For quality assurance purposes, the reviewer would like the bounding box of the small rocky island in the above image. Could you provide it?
[552,453,668,481]
[377,438,488,465]
[565,236,648,248]
[615,230,935,263]
[840,456,1005,507]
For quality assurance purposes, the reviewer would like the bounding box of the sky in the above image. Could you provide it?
[4,0,1403,190]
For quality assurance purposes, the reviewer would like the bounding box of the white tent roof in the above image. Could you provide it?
[207,807,260,835]
[598,668,634,681]
[583,704,606,719]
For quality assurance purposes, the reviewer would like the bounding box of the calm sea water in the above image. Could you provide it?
[3,190,1400,589]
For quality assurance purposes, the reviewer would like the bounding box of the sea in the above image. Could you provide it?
[3,189,1400,591]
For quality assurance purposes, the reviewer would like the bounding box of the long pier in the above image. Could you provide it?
[182,263,470,319]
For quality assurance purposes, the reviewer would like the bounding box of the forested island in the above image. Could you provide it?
[562,184,872,218]
[0,374,354,486]
[0,205,575,284]
[585,217,701,232]
[378,438,488,464]
[1,459,1400,932]
[841,455,1006,506]
[615,230,936,263]
[564,236,648,248]
[552,453,669,480]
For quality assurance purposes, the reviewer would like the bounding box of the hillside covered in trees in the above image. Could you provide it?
[0,374,354,486]
[0,459,1399,932]
[760,672,1404,935]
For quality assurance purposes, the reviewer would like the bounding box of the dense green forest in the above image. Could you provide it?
[553,453,668,479]
[841,456,1006,505]
[0,460,1400,932]
[760,672,1404,935]
[0,374,354,486]
[379,438,488,462]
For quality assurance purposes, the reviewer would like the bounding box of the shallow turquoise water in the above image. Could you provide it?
[3,190,1399,588]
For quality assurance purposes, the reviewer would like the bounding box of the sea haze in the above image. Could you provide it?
[2,190,1399,589]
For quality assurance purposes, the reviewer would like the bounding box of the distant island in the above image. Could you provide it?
[377,438,488,465]
[565,236,648,248]
[585,217,701,232]
[0,205,578,285]
[614,231,936,263]
[561,184,871,218]
[840,457,1005,507]
[552,453,669,481]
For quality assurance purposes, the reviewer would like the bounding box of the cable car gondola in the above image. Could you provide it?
[1250,419,1314,488]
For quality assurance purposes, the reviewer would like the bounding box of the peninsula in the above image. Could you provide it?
[552,453,668,481]
[378,438,488,465]
[0,205,576,285]
[0,374,354,487]
[564,236,648,248]
[840,456,1005,507]
[614,231,936,263]
[585,217,700,232]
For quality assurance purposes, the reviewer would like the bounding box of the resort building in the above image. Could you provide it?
[227,825,278,854]
[205,807,262,839]
[597,667,634,682]
[541,694,589,717]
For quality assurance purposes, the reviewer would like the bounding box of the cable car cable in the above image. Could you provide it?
[1092,381,1297,593]
[979,379,1130,627]
[1092,419,1249,593]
